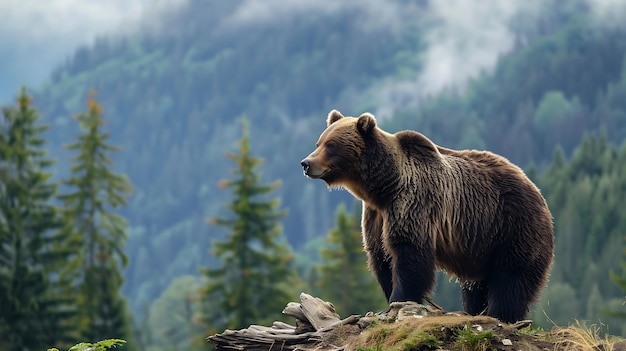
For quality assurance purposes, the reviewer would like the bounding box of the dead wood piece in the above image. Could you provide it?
[295,319,316,334]
[283,300,318,333]
[283,301,308,321]
[247,324,298,336]
[208,294,348,350]
[272,321,296,330]
[318,315,361,333]
[298,293,341,330]
[208,327,324,351]
[423,296,443,311]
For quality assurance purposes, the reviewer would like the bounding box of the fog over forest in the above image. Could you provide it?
[4,0,620,104]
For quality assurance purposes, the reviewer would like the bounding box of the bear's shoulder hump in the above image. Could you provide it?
[395,130,439,156]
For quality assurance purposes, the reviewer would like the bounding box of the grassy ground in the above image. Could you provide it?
[320,315,625,351]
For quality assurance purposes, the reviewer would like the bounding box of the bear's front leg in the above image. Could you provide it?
[362,205,393,301]
[386,237,436,304]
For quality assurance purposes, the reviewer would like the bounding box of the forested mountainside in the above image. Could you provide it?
[33,0,433,313]
[23,0,626,332]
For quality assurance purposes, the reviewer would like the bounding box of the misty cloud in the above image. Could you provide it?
[367,0,543,119]
[4,0,626,108]
[218,0,422,33]
[0,0,187,102]
[417,0,540,95]
[217,0,550,119]
[1,0,188,44]
[586,0,626,28]
[372,0,626,119]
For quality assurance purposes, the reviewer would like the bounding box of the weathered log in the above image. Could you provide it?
[282,302,307,321]
[208,293,346,351]
[208,326,329,351]
[297,293,341,330]
[207,293,441,351]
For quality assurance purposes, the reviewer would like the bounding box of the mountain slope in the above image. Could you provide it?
[33,0,431,314]
[27,0,626,327]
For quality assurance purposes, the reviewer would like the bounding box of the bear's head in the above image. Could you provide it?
[300,109,378,193]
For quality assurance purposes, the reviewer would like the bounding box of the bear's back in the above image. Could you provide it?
[437,146,553,257]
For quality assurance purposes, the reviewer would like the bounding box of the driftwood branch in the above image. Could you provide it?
[283,293,340,331]
[208,293,345,350]
[207,293,445,351]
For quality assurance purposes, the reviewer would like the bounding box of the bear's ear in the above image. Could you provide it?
[327,110,344,126]
[357,112,377,135]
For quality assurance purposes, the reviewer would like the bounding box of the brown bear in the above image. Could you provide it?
[300,110,554,323]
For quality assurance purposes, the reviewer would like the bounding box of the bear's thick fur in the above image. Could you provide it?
[301,110,554,323]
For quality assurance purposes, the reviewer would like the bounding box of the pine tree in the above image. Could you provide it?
[535,135,626,325]
[200,120,295,333]
[610,236,626,319]
[0,88,75,350]
[317,203,387,316]
[58,92,133,342]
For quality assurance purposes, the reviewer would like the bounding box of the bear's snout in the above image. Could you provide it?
[300,158,327,178]
[301,159,311,174]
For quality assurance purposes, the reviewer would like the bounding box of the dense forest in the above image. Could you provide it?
[2,0,626,349]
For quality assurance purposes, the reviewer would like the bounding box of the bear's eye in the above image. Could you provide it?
[326,142,336,149]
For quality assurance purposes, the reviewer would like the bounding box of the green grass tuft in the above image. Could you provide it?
[454,323,493,351]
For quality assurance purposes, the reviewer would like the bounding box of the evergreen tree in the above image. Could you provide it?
[606,214,626,319]
[58,92,133,343]
[610,237,626,319]
[0,88,75,350]
[199,120,295,333]
[317,203,387,316]
[534,135,626,327]
[147,275,204,351]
